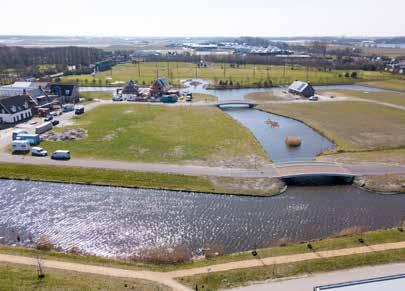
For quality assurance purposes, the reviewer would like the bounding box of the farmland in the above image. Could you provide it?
[62,62,395,87]
[40,104,269,168]
[358,79,405,92]
[259,101,405,152]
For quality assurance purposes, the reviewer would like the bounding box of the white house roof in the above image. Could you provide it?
[288,81,310,93]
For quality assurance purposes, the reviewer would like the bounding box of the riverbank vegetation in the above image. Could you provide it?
[319,89,405,107]
[61,62,394,88]
[259,101,405,152]
[318,148,405,165]
[0,262,169,291]
[359,79,405,92]
[355,174,405,194]
[41,104,269,168]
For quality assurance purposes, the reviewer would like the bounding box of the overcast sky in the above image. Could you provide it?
[1,0,404,37]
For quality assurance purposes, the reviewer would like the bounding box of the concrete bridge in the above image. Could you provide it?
[214,100,260,108]
[273,161,354,179]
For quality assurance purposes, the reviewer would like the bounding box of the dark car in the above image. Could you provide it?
[75,106,85,115]
[52,119,60,126]
[44,115,53,122]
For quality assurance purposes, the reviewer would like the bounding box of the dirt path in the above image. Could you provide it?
[1,241,405,290]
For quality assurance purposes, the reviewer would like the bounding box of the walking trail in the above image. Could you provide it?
[1,240,405,291]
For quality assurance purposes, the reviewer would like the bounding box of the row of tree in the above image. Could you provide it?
[0,46,105,69]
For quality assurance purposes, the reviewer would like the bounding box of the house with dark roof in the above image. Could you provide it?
[0,94,33,124]
[0,86,55,113]
[49,84,80,104]
[150,78,171,96]
[288,81,315,98]
[121,80,139,95]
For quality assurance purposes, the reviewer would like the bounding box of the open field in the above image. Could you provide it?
[41,104,269,168]
[62,62,395,87]
[355,174,405,194]
[359,79,405,92]
[319,89,405,107]
[245,92,286,102]
[0,262,169,291]
[80,91,113,101]
[361,47,405,58]
[259,101,405,152]
[178,248,405,290]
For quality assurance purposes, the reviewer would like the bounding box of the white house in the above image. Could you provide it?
[0,95,33,124]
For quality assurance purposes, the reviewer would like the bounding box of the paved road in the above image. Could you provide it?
[229,262,405,291]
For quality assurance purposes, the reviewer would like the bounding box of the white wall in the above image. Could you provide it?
[0,109,32,124]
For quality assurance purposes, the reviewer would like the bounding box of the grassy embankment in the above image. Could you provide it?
[1,228,404,274]
[359,79,405,92]
[0,162,283,196]
[319,89,405,107]
[62,62,395,87]
[191,93,218,103]
[41,104,269,169]
[0,263,169,291]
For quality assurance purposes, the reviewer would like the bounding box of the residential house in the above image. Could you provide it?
[150,78,171,96]
[288,81,315,98]
[0,94,32,124]
[49,84,80,104]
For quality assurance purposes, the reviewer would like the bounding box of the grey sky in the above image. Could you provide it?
[1,0,404,37]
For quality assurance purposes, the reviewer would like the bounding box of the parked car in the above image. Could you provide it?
[75,106,85,115]
[63,104,75,112]
[11,140,30,154]
[15,133,41,145]
[44,115,53,122]
[51,150,71,160]
[31,147,47,157]
[52,120,60,126]
[12,129,28,140]
[309,96,319,101]
[35,122,53,134]
[50,110,63,116]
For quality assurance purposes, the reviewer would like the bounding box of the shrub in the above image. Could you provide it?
[132,245,192,264]
[35,236,54,251]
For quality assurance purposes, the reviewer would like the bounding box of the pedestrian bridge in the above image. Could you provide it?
[273,161,354,179]
[214,100,259,108]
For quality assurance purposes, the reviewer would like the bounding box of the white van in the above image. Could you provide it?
[12,140,30,154]
[51,150,71,160]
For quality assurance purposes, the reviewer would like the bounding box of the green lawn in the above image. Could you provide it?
[319,89,405,107]
[0,262,170,291]
[359,79,405,92]
[41,104,269,168]
[62,62,394,87]
[259,101,405,152]
[318,148,405,165]
[178,249,405,290]
[80,91,112,101]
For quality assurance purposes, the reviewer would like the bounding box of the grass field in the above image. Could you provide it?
[244,92,290,101]
[0,262,170,291]
[318,148,405,165]
[41,104,269,168]
[319,89,405,107]
[191,93,218,102]
[259,101,405,152]
[80,91,112,101]
[62,62,395,87]
[359,79,405,92]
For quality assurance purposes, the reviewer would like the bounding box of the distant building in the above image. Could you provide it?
[95,60,112,72]
[121,80,139,95]
[150,78,171,96]
[288,81,315,98]
[0,94,32,124]
[49,84,80,104]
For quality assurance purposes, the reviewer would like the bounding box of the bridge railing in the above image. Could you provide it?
[274,160,340,166]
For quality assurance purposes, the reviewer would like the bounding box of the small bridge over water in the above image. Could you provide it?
[273,161,354,179]
[214,100,260,108]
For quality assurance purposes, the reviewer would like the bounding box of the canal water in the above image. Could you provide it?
[0,179,404,258]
